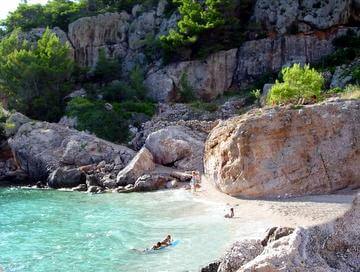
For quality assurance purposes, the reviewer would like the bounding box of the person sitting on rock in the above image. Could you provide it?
[224,208,234,218]
[161,235,172,246]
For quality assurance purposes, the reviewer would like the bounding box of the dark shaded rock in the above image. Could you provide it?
[48,167,86,189]
[261,227,294,247]
[200,261,221,272]
[86,174,101,187]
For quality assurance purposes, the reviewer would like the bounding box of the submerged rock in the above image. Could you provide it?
[205,100,360,198]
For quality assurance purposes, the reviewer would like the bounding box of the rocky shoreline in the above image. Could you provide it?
[201,192,360,272]
[1,98,359,197]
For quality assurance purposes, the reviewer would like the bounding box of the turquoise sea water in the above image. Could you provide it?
[0,188,266,272]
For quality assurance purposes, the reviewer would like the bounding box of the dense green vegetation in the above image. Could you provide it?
[161,0,228,48]
[0,28,74,121]
[1,0,84,32]
[66,97,155,142]
[178,73,196,102]
[0,26,154,142]
[161,0,255,60]
[65,50,154,142]
[267,64,324,105]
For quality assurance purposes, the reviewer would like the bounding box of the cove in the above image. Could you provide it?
[0,188,267,272]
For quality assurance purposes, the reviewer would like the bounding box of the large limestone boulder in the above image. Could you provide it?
[145,48,238,102]
[116,147,155,186]
[234,27,358,89]
[133,174,171,191]
[145,126,206,172]
[205,100,360,198]
[8,122,135,181]
[254,0,353,34]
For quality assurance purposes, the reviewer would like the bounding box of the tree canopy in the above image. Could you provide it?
[0,28,74,121]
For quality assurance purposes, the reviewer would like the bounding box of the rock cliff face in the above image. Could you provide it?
[8,121,135,181]
[63,0,359,102]
[204,193,360,272]
[204,99,360,198]
[68,12,131,67]
[145,49,238,101]
[144,27,359,101]
[234,27,359,89]
[253,0,355,34]
[68,1,177,69]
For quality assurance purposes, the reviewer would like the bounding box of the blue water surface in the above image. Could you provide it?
[0,188,238,272]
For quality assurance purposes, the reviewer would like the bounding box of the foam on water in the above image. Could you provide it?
[0,188,269,272]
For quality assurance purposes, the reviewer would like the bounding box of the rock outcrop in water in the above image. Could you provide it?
[8,121,135,181]
[204,99,360,198]
[202,192,360,272]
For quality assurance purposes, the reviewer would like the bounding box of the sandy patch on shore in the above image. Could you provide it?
[194,176,358,228]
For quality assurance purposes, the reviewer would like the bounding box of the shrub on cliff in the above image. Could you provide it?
[178,73,196,102]
[161,0,227,47]
[92,49,122,85]
[267,64,324,105]
[66,97,129,143]
[340,85,360,100]
[101,66,148,102]
[0,28,74,122]
[66,97,155,143]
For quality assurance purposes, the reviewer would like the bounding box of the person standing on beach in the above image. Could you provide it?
[190,171,200,193]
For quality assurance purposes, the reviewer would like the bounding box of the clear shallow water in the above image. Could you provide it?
[0,188,267,272]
